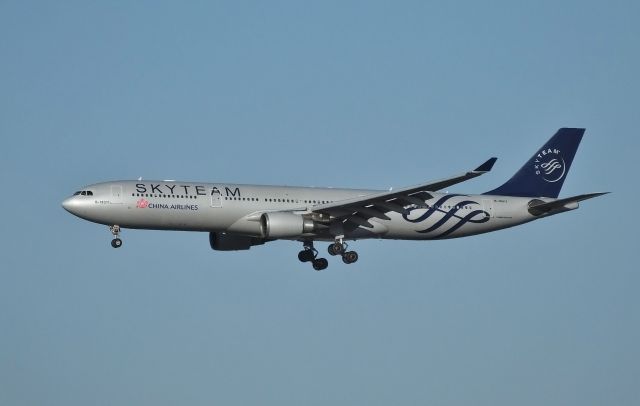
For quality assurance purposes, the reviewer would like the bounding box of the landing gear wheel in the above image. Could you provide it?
[298,249,315,262]
[342,251,358,264]
[312,258,328,271]
[109,225,122,248]
[328,242,345,256]
[300,241,328,270]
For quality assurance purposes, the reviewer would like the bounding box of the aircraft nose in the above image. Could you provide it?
[62,197,78,213]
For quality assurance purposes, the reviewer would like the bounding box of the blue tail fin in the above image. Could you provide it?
[485,128,585,198]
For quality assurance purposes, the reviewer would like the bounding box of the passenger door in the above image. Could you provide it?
[210,188,222,208]
[111,185,123,204]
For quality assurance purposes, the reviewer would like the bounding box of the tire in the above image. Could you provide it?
[312,258,328,271]
[298,250,314,262]
[111,238,122,248]
[342,251,358,264]
[328,243,344,256]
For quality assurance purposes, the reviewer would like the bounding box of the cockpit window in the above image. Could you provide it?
[74,190,94,196]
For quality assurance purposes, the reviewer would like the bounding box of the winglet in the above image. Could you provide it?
[474,157,498,173]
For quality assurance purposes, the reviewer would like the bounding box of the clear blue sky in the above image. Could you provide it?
[1,1,638,405]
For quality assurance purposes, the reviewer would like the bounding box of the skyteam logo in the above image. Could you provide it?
[534,148,566,183]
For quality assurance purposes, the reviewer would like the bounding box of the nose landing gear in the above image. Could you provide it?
[109,225,122,248]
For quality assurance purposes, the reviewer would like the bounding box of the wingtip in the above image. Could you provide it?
[474,157,498,172]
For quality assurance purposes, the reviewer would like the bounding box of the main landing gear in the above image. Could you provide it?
[109,225,123,248]
[298,240,359,270]
[328,241,358,265]
[298,241,328,271]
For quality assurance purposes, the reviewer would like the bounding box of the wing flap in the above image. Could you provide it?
[356,206,391,220]
[346,215,375,228]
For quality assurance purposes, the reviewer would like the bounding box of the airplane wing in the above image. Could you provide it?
[309,157,498,228]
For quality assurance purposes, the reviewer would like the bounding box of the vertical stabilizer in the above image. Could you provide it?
[485,128,584,198]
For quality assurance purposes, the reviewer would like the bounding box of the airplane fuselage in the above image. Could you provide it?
[63,180,546,241]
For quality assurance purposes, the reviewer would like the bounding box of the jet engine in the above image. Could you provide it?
[260,212,315,238]
[209,232,266,251]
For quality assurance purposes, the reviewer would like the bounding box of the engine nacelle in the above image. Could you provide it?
[260,212,315,239]
[209,232,265,251]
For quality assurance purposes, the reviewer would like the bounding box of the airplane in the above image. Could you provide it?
[62,128,607,270]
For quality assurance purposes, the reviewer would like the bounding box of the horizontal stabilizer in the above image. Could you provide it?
[528,192,609,216]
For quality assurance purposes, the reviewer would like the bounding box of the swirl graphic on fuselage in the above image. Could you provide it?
[402,194,489,238]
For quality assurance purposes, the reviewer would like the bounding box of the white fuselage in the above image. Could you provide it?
[62,180,550,241]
